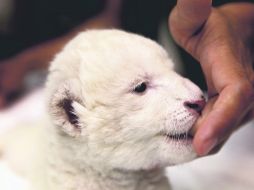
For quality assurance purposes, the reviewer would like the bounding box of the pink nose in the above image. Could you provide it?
[184,98,206,114]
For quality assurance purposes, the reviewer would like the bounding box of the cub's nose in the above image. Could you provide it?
[184,98,206,114]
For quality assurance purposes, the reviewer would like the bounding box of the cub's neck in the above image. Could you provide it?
[46,129,170,190]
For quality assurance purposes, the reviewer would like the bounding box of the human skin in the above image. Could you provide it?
[169,1,254,156]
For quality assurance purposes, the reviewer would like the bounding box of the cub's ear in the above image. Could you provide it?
[48,80,87,137]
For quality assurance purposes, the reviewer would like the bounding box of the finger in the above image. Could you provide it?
[191,95,217,134]
[199,37,252,96]
[194,32,254,156]
[208,139,227,155]
[169,0,212,44]
[193,83,254,156]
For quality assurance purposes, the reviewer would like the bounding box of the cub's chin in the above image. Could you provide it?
[164,133,197,165]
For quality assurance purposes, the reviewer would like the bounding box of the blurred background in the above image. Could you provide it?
[2,0,252,101]
[0,0,252,105]
[0,0,254,189]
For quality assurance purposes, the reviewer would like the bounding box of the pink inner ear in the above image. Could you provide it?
[60,98,79,127]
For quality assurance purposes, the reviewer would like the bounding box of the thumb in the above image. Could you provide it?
[169,0,212,45]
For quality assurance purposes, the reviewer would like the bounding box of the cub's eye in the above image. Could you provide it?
[133,82,147,93]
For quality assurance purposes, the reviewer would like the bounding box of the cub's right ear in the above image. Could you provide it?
[48,80,87,137]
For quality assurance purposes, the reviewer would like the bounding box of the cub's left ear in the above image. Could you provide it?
[48,80,87,137]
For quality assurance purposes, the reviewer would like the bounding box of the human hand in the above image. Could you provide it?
[169,1,254,156]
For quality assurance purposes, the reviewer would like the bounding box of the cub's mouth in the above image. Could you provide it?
[166,132,193,140]
[164,130,194,144]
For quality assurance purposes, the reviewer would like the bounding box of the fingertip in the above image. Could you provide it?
[176,0,212,25]
[169,0,212,46]
[193,124,218,156]
[194,134,218,156]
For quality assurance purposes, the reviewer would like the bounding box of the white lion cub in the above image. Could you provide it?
[45,29,205,190]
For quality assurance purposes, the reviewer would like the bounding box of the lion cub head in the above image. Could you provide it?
[46,29,205,171]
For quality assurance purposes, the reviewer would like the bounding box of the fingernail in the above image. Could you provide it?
[199,138,218,156]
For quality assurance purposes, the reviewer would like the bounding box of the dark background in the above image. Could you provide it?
[0,0,253,89]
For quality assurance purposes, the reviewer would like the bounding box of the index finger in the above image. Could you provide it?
[193,82,254,156]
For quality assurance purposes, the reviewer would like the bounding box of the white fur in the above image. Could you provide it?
[0,29,204,190]
[44,29,204,190]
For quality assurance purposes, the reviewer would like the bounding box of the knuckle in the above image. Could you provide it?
[235,80,254,101]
